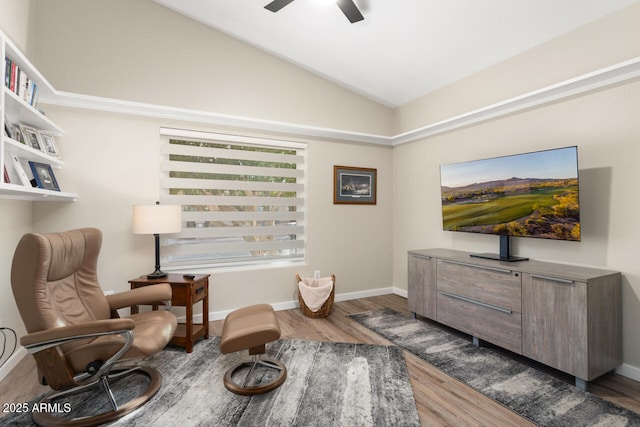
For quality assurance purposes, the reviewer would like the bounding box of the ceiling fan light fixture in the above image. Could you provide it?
[264,0,364,23]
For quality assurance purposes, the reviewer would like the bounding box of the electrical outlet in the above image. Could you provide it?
[313,270,320,279]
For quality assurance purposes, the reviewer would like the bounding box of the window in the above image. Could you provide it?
[159,128,305,268]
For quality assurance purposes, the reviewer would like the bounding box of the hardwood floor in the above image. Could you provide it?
[2,294,639,426]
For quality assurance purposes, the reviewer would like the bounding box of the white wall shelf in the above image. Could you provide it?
[4,137,64,167]
[0,183,77,201]
[1,30,76,202]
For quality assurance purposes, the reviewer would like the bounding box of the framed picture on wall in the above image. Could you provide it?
[333,165,377,205]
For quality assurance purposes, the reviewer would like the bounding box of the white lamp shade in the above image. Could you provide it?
[132,204,182,234]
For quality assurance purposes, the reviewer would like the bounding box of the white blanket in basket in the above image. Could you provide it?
[298,277,334,312]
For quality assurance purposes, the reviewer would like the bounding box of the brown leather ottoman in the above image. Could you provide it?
[220,304,287,395]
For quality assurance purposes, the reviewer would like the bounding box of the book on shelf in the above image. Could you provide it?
[3,164,10,184]
[4,57,39,107]
[4,58,9,88]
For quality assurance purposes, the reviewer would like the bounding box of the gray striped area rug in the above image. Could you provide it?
[349,308,640,427]
[1,338,420,426]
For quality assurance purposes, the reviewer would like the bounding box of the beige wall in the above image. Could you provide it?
[0,0,33,54]
[392,3,640,134]
[0,0,35,352]
[0,0,393,377]
[393,2,640,374]
[31,107,394,315]
[0,200,31,341]
[32,0,393,136]
[22,0,394,316]
[3,0,640,382]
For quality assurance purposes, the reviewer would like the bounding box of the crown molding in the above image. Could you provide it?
[392,56,640,146]
[38,92,394,146]
[38,56,640,147]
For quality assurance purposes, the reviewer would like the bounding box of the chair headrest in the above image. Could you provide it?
[43,228,101,281]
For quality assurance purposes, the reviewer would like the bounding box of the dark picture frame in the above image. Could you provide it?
[28,161,60,191]
[333,165,377,205]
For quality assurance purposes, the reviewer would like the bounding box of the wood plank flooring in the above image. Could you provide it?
[2,294,639,426]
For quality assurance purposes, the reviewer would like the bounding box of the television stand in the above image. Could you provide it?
[470,252,528,262]
[470,235,528,262]
[407,248,621,390]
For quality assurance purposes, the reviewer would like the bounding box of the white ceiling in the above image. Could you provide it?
[152,0,638,108]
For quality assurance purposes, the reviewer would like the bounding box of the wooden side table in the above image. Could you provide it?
[129,273,210,353]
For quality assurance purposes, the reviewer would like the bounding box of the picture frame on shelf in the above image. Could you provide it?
[10,155,32,186]
[333,165,377,205]
[40,133,60,158]
[4,118,21,141]
[28,161,60,191]
[10,124,23,142]
[19,124,43,151]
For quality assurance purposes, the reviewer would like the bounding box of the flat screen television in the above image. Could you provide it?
[440,146,580,262]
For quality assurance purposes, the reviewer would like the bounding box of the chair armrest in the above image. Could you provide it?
[21,318,137,384]
[20,318,135,348]
[106,283,173,311]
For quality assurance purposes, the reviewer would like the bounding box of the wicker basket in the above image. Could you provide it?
[296,274,336,318]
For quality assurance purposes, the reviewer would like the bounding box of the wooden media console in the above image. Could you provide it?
[408,248,622,390]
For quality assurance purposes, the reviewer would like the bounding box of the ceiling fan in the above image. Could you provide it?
[264,0,365,24]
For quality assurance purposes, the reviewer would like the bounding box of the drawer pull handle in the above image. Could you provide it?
[530,274,574,284]
[440,291,513,314]
[441,259,512,275]
[195,287,205,294]
[411,254,431,260]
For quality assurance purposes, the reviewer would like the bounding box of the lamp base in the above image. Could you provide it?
[146,269,168,279]
[147,233,168,279]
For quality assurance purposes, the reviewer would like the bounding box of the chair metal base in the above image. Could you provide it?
[223,357,287,395]
[32,366,162,427]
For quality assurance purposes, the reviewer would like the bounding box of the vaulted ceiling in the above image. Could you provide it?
[153,0,638,108]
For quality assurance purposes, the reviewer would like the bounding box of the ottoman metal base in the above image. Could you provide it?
[223,356,287,395]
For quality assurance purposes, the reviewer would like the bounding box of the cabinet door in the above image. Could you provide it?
[522,273,583,377]
[407,254,436,319]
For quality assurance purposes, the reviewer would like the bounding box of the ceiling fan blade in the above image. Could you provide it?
[264,0,296,13]
[336,0,364,23]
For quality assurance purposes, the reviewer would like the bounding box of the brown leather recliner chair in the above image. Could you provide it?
[11,228,178,426]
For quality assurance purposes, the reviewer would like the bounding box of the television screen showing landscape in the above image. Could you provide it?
[440,146,580,241]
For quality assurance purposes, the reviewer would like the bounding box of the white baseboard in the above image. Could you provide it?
[189,286,402,322]
[0,346,27,383]
[615,363,640,382]
[392,287,408,298]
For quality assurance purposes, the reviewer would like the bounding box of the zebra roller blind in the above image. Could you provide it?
[160,128,306,268]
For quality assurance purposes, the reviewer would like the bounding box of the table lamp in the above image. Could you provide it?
[132,201,182,279]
